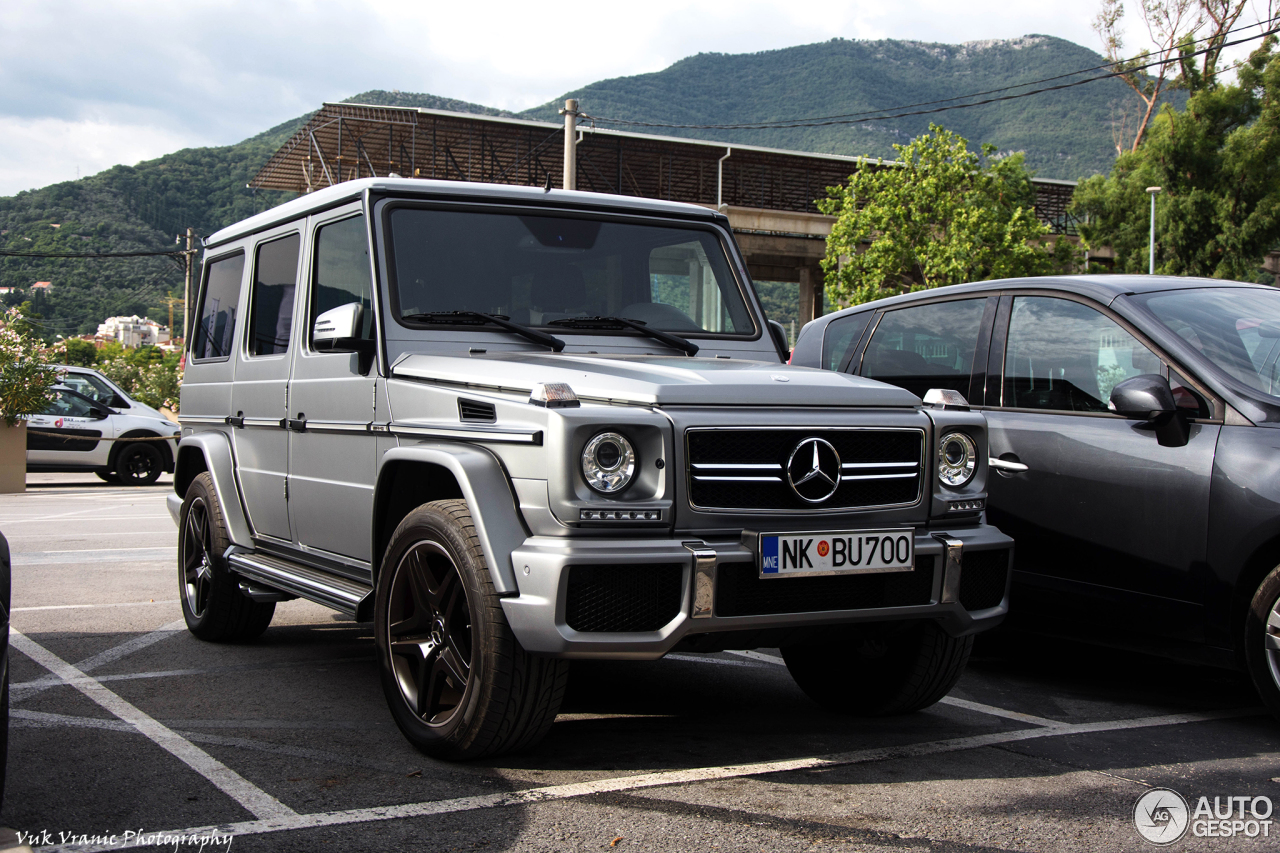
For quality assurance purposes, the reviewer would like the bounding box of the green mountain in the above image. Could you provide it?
[0,35,1160,336]
[520,35,1150,181]
[0,91,503,336]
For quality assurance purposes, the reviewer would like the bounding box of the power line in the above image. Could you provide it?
[0,249,183,259]
[582,21,1279,131]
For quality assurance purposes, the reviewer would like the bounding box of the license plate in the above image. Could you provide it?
[759,529,915,578]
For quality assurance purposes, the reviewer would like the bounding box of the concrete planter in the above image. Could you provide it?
[0,420,26,493]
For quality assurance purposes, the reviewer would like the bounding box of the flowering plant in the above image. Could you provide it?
[0,307,60,426]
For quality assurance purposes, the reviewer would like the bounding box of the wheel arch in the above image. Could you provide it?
[374,444,528,596]
[109,429,175,473]
[174,432,253,547]
[1229,531,1280,662]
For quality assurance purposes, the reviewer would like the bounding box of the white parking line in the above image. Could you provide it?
[10,630,297,823]
[726,650,785,665]
[12,600,179,613]
[15,547,175,566]
[38,705,1264,853]
[12,620,186,701]
[10,655,372,691]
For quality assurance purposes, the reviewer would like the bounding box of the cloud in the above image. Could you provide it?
[0,0,1184,195]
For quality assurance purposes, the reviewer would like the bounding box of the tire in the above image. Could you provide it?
[375,500,568,760]
[179,472,274,641]
[1244,565,1280,720]
[781,620,973,716]
[116,442,163,486]
[95,470,120,484]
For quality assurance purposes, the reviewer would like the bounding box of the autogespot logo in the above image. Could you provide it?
[1134,788,1190,845]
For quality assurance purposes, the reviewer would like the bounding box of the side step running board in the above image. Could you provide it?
[227,551,373,618]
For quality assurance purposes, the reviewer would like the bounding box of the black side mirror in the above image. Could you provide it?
[1110,374,1189,448]
[768,320,790,361]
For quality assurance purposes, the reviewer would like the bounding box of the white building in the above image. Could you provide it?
[96,315,170,348]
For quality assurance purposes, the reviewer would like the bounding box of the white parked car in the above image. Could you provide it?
[52,364,167,420]
[26,385,181,485]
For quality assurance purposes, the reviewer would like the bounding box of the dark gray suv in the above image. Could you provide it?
[792,275,1280,719]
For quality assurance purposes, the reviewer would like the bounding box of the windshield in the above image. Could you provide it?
[1134,287,1280,398]
[58,372,120,406]
[385,207,756,336]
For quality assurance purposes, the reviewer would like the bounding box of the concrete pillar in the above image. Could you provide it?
[798,266,824,324]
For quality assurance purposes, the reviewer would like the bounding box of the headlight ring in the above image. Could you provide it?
[582,431,636,494]
[937,431,977,488]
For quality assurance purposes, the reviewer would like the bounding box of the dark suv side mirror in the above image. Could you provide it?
[1110,374,1190,448]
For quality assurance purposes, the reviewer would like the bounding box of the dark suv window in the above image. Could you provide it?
[823,313,871,371]
[1003,296,1162,412]
[248,234,300,356]
[311,215,374,343]
[192,253,245,361]
[861,299,986,398]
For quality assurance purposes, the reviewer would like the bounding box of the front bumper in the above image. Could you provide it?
[500,523,1013,659]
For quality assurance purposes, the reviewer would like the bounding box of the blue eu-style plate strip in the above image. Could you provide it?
[761,536,779,574]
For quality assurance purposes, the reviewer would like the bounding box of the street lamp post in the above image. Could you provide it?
[1146,186,1162,274]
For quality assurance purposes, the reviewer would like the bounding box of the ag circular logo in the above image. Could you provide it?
[1134,788,1190,845]
[786,437,842,503]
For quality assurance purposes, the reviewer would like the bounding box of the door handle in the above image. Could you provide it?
[989,457,1028,473]
[225,412,245,428]
[286,415,307,432]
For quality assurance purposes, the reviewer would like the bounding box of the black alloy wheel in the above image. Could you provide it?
[116,442,163,486]
[178,472,274,641]
[181,494,215,620]
[386,539,475,728]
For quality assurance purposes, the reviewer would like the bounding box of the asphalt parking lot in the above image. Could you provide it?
[1,473,1278,852]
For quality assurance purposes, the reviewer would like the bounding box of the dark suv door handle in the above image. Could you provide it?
[990,455,1028,474]
[286,415,307,432]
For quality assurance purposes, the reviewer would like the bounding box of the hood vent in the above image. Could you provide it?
[458,398,496,423]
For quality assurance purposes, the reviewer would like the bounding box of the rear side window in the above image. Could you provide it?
[822,313,871,371]
[192,253,245,361]
[311,215,373,344]
[248,234,300,356]
[861,299,986,398]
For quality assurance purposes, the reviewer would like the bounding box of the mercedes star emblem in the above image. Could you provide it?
[787,437,842,503]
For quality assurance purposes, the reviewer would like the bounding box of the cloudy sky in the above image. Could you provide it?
[0,0,1247,196]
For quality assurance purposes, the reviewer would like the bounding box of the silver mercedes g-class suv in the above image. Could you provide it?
[171,177,1013,759]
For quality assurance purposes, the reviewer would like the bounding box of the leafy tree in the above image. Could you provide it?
[1073,35,1280,278]
[0,307,60,425]
[60,338,97,366]
[819,125,1076,306]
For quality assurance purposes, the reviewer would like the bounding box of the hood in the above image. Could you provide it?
[390,352,921,408]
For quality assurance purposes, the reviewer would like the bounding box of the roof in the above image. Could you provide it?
[807,275,1273,330]
[207,176,725,247]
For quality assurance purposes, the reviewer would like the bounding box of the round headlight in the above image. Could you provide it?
[582,431,636,494]
[937,431,977,487]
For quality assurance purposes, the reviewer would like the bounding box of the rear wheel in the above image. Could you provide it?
[782,620,972,716]
[116,442,163,486]
[375,500,568,759]
[179,472,274,641]
[1244,565,1280,720]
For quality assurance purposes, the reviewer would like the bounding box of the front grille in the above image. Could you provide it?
[687,428,923,511]
[715,555,935,617]
[959,549,1009,611]
[565,563,684,633]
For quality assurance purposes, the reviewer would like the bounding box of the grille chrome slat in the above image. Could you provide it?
[686,427,925,512]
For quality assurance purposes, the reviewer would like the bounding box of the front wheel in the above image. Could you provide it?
[782,620,973,716]
[116,442,163,486]
[375,500,568,760]
[1244,566,1280,721]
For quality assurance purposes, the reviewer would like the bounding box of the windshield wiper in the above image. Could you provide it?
[548,316,699,356]
[402,311,565,352]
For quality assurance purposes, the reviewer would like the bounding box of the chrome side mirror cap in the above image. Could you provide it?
[313,303,363,347]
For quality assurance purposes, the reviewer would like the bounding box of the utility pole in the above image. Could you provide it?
[182,228,195,341]
[560,99,579,191]
[1146,187,1162,275]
